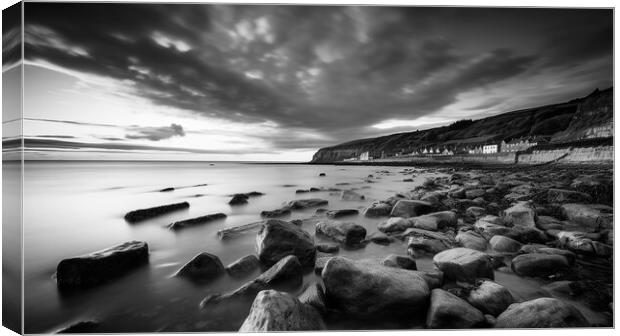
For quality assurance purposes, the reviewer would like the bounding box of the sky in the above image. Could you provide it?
[2,3,613,161]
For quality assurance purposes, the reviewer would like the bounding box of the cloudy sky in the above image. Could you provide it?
[4,3,613,161]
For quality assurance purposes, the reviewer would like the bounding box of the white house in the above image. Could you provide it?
[483,144,498,154]
[359,151,370,160]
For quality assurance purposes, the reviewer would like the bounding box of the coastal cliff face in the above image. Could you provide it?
[311,88,612,163]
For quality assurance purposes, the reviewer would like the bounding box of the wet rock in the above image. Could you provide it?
[322,257,430,318]
[229,193,249,205]
[465,206,487,222]
[448,187,466,199]
[474,219,511,240]
[226,255,261,278]
[465,189,486,200]
[547,189,592,204]
[340,190,365,201]
[56,241,149,289]
[239,290,326,331]
[561,203,613,232]
[433,248,494,282]
[489,235,521,253]
[256,220,316,268]
[390,200,433,218]
[285,198,329,210]
[362,202,392,217]
[410,211,458,231]
[298,282,327,313]
[496,297,589,328]
[325,209,359,219]
[420,191,444,205]
[501,201,537,228]
[319,173,326,177]
[315,220,366,246]
[536,216,564,230]
[571,175,612,204]
[159,187,175,192]
[378,217,412,233]
[518,245,576,264]
[314,257,332,274]
[167,213,226,230]
[426,289,485,329]
[260,208,292,218]
[467,280,514,316]
[511,253,569,277]
[218,220,265,240]
[591,241,613,257]
[201,255,303,308]
[406,228,455,254]
[124,202,190,223]
[455,230,487,251]
[380,254,417,270]
[552,230,598,255]
[316,243,339,253]
[366,231,392,245]
[414,270,444,289]
[175,252,225,282]
[505,226,549,244]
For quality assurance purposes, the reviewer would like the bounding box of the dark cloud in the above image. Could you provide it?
[125,123,185,141]
[23,4,612,147]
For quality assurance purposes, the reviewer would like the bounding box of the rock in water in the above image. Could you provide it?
[489,235,522,253]
[406,228,455,254]
[510,253,569,277]
[390,200,433,218]
[256,219,315,268]
[501,201,537,228]
[240,290,326,331]
[410,211,458,231]
[285,198,328,209]
[174,252,225,281]
[226,255,261,278]
[321,257,430,318]
[496,298,589,328]
[124,202,189,223]
[426,289,485,329]
[167,213,226,230]
[315,220,367,246]
[467,280,514,316]
[56,241,149,288]
[316,243,339,253]
[229,193,249,205]
[363,202,392,217]
[298,282,327,313]
[432,248,494,282]
[260,208,292,218]
[380,254,417,270]
[340,190,365,201]
[455,230,487,251]
[325,209,359,218]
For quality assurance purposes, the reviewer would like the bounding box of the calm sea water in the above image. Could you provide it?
[13,161,606,332]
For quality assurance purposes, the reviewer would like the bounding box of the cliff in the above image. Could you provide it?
[311,88,613,163]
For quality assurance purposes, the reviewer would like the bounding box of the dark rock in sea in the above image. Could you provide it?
[505,226,549,244]
[366,231,392,245]
[325,209,359,219]
[380,254,417,270]
[56,241,149,289]
[390,200,433,218]
[256,219,316,268]
[489,235,522,253]
[239,290,326,331]
[229,193,249,205]
[455,230,487,251]
[315,220,366,246]
[433,248,494,282]
[378,217,412,233]
[405,228,455,255]
[200,255,303,309]
[167,213,226,230]
[56,320,99,333]
[511,253,569,277]
[174,252,225,282]
[260,208,292,218]
[466,280,514,316]
[518,245,576,264]
[159,187,175,192]
[217,220,265,240]
[285,198,328,210]
[495,297,589,328]
[426,289,485,329]
[410,211,458,231]
[321,257,430,318]
[340,190,365,201]
[245,191,265,197]
[319,173,326,177]
[298,282,327,314]
[226,255,261,278]
[364,202,392,218]
[316,243,339,253]
[124,202,189,223]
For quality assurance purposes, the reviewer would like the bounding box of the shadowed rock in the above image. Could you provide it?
[285,198,328,210]
[56,241,149,289]
[390,200,433,218]
[260,208,292,218]
[315,220,366,246]
[217,220,265,240]
[547,189,592,204]
[433,248,494,282]
[124,202,189,223]
[501,201,537,228]
[229,194,249,205]
[511,253,569,277]
[496,298,589,328]
[456,230,487,251]
[405,228,455,255]
[257,220,315,268]
[380,254,417,270]
[489,235,522,253]
[167,213,226,230]
[298,282,327,313]
[325,209,359,219]
[426,289,485,329]
[226,255,261,278]
[174,252,225,282]
[467,280,514,316]
[363,202,393,217]
[560,203,613,232]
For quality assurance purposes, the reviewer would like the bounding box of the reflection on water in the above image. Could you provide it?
[21,161,608,332]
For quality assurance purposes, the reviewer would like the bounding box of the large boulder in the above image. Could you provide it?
[489,235,522,253]
[363,202,392,217]
[174,252,225,281]
[560,203,613,232]
[406,228,455,255]
[390,200,433,218]
[239,290,326,331]
[256,220,315,268]
[467,280,514,316]
[426,289,485,329]
[547,189,592,204]
[315,220,366,246]
[455,230,487,251]
[511,253,569,277]
[410,211,458,231]
[226,255,261,278]
[321,257,430,318]
[501,201,537,228]
[496,298,589,328]
[56,241,149,289]
[433,248,494,282]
